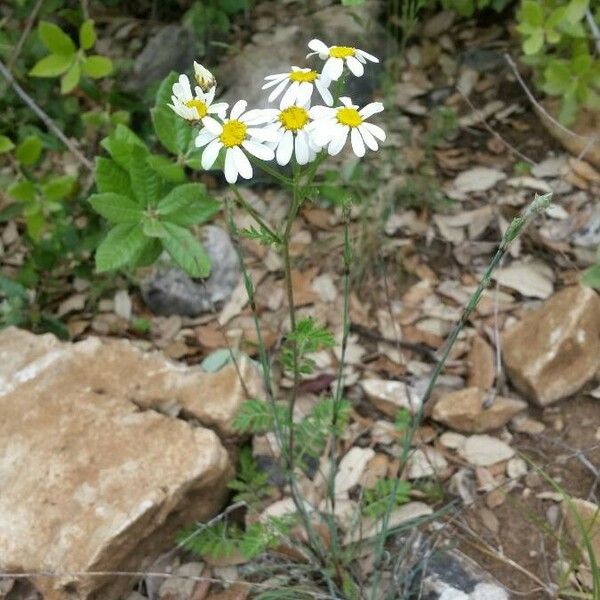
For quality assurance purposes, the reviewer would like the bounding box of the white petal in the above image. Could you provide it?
[350,127,365,157]
[264,72,288,81]
[173,74,193,101]
[308,39,329,54]
[241,108,277,124]
[315,79,333,106]
[309,105,336,119]
[276,130,294,166]
[207,87,216,103]
[355,49,379,63]
[262,74,288,89]
[242,139,275,161]
[230,100,247,120]
[362,122,386,142]
[203,116,223,135]
[296,82,313,107]
[231,145,252,180]
[280,81,300,108]
[295,130,310,165]
[339,96,353,107]
[322,57,344,81]
[358,124,378,151]
[224,149,238,184]
[346,55,364,77]
[202,139,222,169]
[247,126,280,142]
[359,102,384,119]
[328,126,349,156]
[208,102,229,119]
[268,78,289,103]
[195,128,216,148]
[310,119,337,147]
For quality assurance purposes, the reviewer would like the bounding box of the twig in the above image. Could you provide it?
[6,0,45,73]
[0,59,93,171]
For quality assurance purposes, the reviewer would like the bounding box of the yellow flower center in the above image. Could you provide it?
[336,107,362,127]
[220,120,247,148]
[289,70,318,83]
[279,106,309,131]
[185,99,208,118]
[329,46,355,59]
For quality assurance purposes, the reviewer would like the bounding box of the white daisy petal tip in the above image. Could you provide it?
[193,61,216,92]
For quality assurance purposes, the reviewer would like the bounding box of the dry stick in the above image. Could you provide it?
[0,59,93,171]
[6,0,45,73]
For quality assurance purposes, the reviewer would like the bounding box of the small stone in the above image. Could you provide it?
[335,447,376,494]
[114,289,132,321]
[510,414,546,434]
[449,468,476,505]
[525,471,542,488]
[439,431,467,450]
[467,335,495,390]
[406,447,448,479]
[561,498,600,566]
[431,387,527,433]
[506,457,528,479]
[159,562,204,600]
[360,379,421,417]
[470,583,509,600]
[459,435,514,466]
[502,285,600,405]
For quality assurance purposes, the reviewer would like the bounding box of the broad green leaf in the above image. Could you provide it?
[89,193,144,223]
[559,84,578,124]
[152,107,193,155]
[519,0,544,26]
[95,223,146,272]
[142,218,168,238]
[146,154,185,182]
[155,72,179,108]
[82,55,113,78]
[543,60,571,94]
[582,263,600,288]
[25,207,45,241]
[572,53,592,75]
[161,222,211,277]
[564,0,588,23]
[0,135,14,153]
[79,19,96,50]
[523,30,544,55]
[95,157,133,196]
[8,180,36,203]
[157,183,220,225]
[41,175,76,201]
[29,53,73,77]
[15,136,42,166]
[38,21,76,55]
[61,60,80,93]
[136,238,163,266]
[100,124,147,170]
[129,147,163,206]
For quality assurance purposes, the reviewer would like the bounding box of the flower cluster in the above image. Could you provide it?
[169,39,385,183]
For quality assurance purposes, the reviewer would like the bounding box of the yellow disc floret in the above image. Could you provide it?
[279,106,309,131]
[220,120,247,147]
[289,70,318,83]
[185,99,208,118]
[336,107,362,127]
[329,46,355,59]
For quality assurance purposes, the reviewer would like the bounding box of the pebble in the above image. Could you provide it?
[459,435,515,467]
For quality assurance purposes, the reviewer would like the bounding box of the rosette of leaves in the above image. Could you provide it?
[89,124,220,277]
[29,19,113,94]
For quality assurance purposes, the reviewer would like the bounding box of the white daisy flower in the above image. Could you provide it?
[194,61,216,92]
[262,66,333,107]
[195,100,277,184]
[307,39,379,81]
[262,104,320,166]
[308,97,385,157]
[168,74,228,123]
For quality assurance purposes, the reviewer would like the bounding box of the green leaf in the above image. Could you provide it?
[520,0,544,27]
[161,222,211,277]
[136,238,164,266]
[152,107,193,155]
[29,53,73,77]
[564,0,588,23]
[543,60,571,94]
[38,21,76,55]
[0,135,14,153]
[25,207,44,241]
[82,55,113,78]
[15,136,42,166]
[146,154,185,182]
[233,398,275,432]
[60,60,80,93]
[559,84,579,125]
[157,183,220,225]
[89,193,144,223]
[582,263,600,288]
[523,30,544,55]
[79,19,96,50]
[41,175,76,201]
[142,217,168,238]
[155,71,179,107]
[8,180,36,203]
[572,53,592,75]
[95,157,133,196]
[129,147,163,206]
[100,124,147,170]
[95,223,147,272]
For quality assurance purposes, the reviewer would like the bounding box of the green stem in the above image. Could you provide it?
[230,185,281,244]
[249,156,294,187]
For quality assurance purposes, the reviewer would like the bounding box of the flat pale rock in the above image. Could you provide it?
[459,435,514,466]
[561,498,600,566]
[0,327,263,439]
[360,379,421,417]
[431,387,527,433]
[406,448,448,479]
[502,285,600,406]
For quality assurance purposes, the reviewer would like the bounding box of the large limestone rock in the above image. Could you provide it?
[502,286,600,406]
[431,387,527,433]
[0,328,264,599]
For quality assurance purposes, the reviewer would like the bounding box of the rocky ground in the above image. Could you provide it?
[0,0,599,599]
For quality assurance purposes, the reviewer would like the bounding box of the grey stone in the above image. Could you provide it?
[142,226,240,317]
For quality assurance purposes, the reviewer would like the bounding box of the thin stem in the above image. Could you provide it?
[249,156,294,187]
[0,59,93,171]
[6,0,44,73]
[230,185,281,244]
[369,193,553,600]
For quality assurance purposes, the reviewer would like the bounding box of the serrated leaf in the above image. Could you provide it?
[38,21,76,55]
[129,147,163,206]
[0,135,15,153]
[95,157,133,196]
[142,217,168,238]
[152,106,193,155]
[100,125,147,170]
[8,180,36,203]
[79,19,96,50]
[146,154,185,182]
[89,193,144,223]
[41,175,76,201]
[157,183,220,225]
[29,53,73,77]
[61,60,80,93]
[15,136,42,166]
[161,222,211,277]
[95,223,146,272]
[82,55,112,78]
